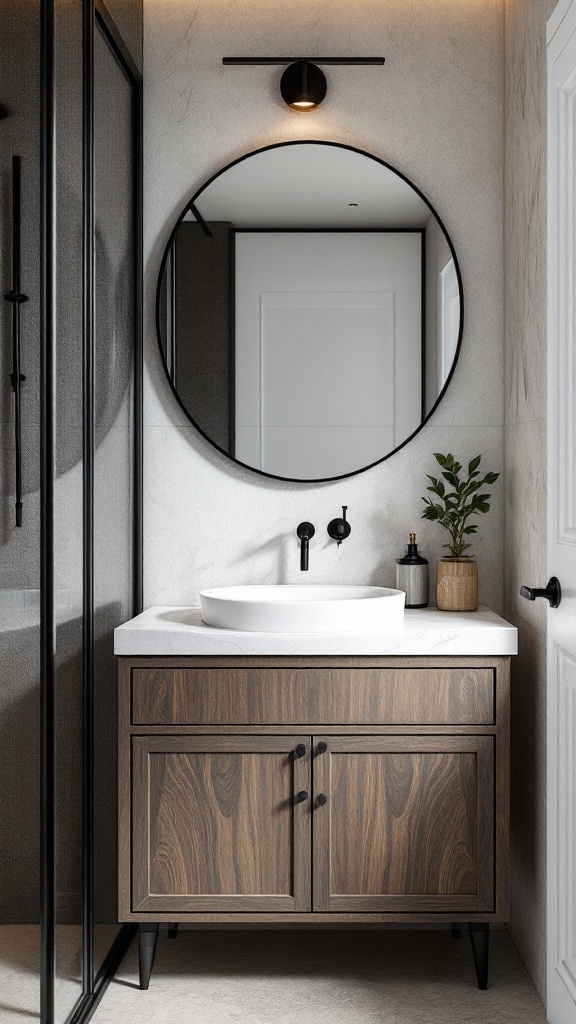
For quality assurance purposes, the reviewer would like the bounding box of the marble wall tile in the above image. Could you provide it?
[503,0,556,1002]
[144,0,506,612]
[504,127,547,425]
[144,422,505,610]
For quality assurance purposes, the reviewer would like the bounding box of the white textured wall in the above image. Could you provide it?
[143,0,505,610]
[504,0,556,1003]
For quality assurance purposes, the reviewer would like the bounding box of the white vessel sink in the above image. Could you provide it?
[199,584,405,634]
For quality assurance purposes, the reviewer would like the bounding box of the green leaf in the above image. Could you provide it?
[442,471,461,490]
[483,472,500,484]
[434,453,448,467]
[468,455,481,475]
[425,476,446,498]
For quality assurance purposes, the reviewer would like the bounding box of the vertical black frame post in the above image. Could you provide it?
[82,0,96,998]
[40,0,56,1021]
[131,26,144,616]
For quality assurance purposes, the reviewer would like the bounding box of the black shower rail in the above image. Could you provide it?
[4,154,28,527]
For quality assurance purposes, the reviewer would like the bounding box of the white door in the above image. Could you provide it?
[234,232,422,478]
[547,4,576,1022]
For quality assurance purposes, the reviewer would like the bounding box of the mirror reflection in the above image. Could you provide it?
[157,142,462,481]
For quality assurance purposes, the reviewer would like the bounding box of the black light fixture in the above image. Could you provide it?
[280,61,327,111]
[223,57,385,112]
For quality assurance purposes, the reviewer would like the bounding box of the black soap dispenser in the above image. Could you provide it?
[396,533,429,608]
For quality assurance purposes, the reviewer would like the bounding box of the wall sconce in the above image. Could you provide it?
[222,57,385,112]
[280,61,326,111]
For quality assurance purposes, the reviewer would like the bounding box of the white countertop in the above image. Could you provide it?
[114,605,518,657]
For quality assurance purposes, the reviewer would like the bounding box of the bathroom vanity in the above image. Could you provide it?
[115,606,516,991]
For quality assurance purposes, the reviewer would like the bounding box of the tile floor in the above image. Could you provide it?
[0,924,119,1023]
[90,927,546,1024]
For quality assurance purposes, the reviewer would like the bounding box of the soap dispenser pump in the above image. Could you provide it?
[396,533,429,608]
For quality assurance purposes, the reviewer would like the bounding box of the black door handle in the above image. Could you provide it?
[520,577,561,608]
[316,794,328,806]
[296,791,308,803]
[295,744,306,759]
[316,741,328,755]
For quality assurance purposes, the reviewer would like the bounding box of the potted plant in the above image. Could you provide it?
[421,453,499,611]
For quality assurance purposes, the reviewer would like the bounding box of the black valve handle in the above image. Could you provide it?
[316,794,328,806]
[296,791,308,803]
[327,505,351,545]
[520,577,561,608]
[316,742,328,754]
[295,744,306,759]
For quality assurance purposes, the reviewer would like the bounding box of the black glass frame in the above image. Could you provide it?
[156,140,465,484]
[39,1,142,1022]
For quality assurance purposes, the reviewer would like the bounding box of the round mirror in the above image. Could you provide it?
[157,141,463,482]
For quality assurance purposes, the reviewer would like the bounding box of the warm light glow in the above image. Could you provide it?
[291,100,316,109]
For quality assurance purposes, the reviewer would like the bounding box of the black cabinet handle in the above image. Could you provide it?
[316,794,328,806]
[520,577,561,608]
[316,742,328,754]
[296,791,308,803]
[295,744,306,759]
[4,155,28,528]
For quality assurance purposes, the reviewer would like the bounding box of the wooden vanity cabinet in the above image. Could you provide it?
[118,655,510,986]
[131,734,312,914]
[312,734,495,914]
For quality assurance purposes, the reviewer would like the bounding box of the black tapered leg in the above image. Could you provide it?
[168,923,178,939]
[469,923,489,989]
[139,924,159,990]
[451,924,462,939]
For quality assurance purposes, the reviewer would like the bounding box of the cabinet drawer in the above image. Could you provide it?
[131,667,494,726]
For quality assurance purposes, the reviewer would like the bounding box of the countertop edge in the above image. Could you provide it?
[114,606,518,657]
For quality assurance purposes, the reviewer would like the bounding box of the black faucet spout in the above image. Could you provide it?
[301,535,309,571]
[296,522,315,571]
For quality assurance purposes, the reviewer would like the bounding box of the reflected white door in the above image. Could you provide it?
[547,5,576,1022]
[234,232,422,478]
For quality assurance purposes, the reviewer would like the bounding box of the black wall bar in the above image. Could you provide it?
[222,57,385,65]
[4,154,28,528]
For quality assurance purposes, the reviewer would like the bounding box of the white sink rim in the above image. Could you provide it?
[199,584,405,634]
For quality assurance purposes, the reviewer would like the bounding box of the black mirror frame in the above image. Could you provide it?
[155,139,464,484]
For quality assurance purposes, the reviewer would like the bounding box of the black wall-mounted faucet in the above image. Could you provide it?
[296,522,315,571]
[327,506,351,546]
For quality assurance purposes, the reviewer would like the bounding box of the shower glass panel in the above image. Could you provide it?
[53,1,85,1018]
[0,0,41,1016]
[93,18,136,973]
[1,2,141,1019]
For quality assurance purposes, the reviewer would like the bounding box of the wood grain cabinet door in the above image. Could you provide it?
[312,735,494,914]
[132,735,311,913]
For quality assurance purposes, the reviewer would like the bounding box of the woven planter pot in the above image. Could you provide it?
[436,557,478,612]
